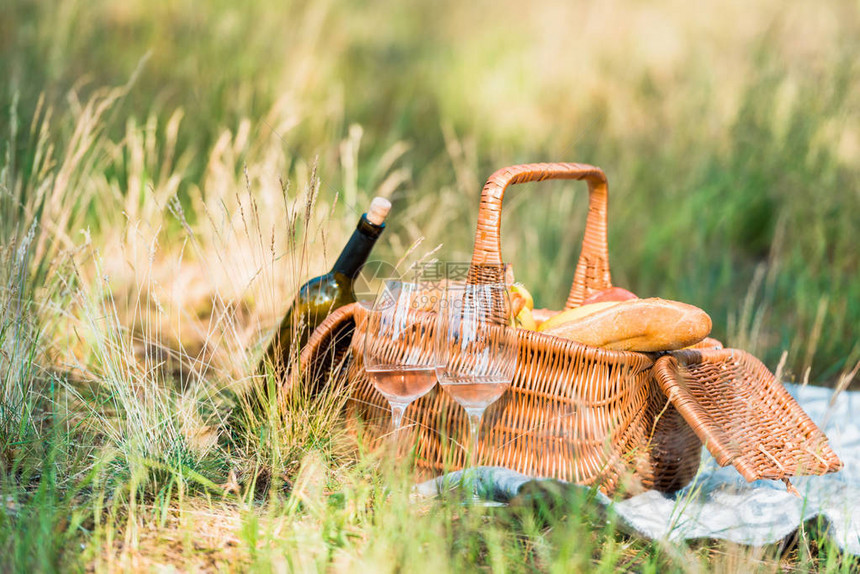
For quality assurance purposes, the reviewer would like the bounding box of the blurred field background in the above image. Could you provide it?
[1,0,859,570]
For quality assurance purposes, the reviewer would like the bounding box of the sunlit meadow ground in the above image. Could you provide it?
[1,0,859,570]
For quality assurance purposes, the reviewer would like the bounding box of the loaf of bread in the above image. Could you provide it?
[541,297,712,352]
[537,301,621,332]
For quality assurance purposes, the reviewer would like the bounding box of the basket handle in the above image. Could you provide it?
[468,162,612,309]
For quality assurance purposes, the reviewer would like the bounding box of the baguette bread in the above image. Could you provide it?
[537,301,621,332]
[542,297,712,352]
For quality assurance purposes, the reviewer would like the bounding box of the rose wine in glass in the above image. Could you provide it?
[363,281,438,446]
[435,278,518,504]
[364,366,437,413]
[435,379,509,412]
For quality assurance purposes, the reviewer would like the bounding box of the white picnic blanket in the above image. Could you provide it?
[416,383,860,553]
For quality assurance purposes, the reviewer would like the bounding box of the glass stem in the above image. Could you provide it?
[390,403,407,447]
[466,408,484,499]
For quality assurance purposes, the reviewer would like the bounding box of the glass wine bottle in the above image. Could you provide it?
[260,197,391,377]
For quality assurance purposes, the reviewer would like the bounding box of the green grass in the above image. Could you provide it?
[1,0,859,570]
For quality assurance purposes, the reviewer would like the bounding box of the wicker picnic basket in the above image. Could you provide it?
[284,163,842,496]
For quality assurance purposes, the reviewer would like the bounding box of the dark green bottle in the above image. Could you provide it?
[261,197,391,377]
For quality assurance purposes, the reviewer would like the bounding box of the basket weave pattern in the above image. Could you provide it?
[284,163,842,495]
[654,350,841,481]
[345,303,662,492]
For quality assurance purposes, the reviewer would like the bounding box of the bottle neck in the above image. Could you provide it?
[331,214,385,279]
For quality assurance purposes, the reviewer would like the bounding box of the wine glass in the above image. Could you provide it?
[363,280,439,445]
[435,281,518,504]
